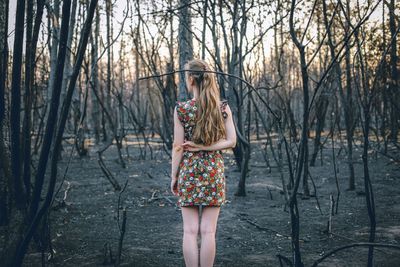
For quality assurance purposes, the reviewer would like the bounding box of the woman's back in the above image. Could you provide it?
[175,98,228,143]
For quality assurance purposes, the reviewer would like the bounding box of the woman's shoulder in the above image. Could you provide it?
[175,99,196,123]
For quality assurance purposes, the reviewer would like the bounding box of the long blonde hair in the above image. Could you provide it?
[185,59,226,146]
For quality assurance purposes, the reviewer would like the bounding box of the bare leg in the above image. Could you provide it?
[199,206,221,267]
[181,206,200,267]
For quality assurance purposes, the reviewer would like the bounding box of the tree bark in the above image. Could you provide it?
[47,0,60,115]
[178,0,193,100]
[11,0,98,264]
[0,0,10,226]
[90,4,101,144]
[10,0,27,209]
[288,0,309,265]
[322,0,355,190]
[28,0,72,224]
[388,0,399,142]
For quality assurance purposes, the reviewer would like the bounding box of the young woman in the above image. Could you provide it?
[170,59,237,267]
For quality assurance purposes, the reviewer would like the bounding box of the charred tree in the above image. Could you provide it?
[10,0,27,209]
[178,0,193,100]
[0,0,10,226]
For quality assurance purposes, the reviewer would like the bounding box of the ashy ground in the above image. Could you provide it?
[16,135,400,266]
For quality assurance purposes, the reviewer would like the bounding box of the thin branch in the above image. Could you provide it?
[312,242,400,267]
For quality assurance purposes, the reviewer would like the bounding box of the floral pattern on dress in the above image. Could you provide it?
[175,98,229,207]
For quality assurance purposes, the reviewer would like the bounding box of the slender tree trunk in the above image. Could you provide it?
[178,0,193,100]
[10,0,27,209]
[353,9,377,263]
[105,0,112,141]
[90,5,101,144]
[59,0,77,126]
[47,0,60,115]
[310,95,329,166]
[344,0,355,190]
[201,0,207,59]
[388,0,399,142]
[0,0,10,226]
[288,0,308,265]
[322,0,355,190]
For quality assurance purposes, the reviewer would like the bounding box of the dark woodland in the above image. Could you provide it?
[0,0,399,266]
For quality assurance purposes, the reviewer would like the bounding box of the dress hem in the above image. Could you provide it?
[178,202,227,207]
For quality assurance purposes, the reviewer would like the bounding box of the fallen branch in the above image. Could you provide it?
[312,242,400,267]
[236,213,290,238]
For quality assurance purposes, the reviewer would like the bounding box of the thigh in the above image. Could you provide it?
[200,206,221,234]
[181,206,200,233]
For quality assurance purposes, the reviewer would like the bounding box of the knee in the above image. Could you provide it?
[200,223,217,236]
[183,224,199,236]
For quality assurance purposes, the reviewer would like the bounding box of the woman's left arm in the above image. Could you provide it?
[183,104,237,151]
[171,106,185,195]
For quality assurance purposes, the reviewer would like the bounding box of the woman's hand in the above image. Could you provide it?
[171,177,179,196]
[182,141,205,152]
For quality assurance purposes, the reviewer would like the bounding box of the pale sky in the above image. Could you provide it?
[7,0,386,63]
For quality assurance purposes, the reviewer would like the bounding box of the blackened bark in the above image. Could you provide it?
[310,95,328,166]
[27,0,72,224]
[388,0,399,141]
[288,0,308,265]
[344,0,355,189]
[178,0,193,100]
[21,0,33,204]
[10,0,26,209]
[0,0,10,226]
[23,0,98,262]
[322,0,355,190]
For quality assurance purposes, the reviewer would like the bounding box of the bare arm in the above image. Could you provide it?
[171,106,185,179]
[182,103,237,151]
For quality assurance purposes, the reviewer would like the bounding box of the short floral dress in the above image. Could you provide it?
[175,98,229,207]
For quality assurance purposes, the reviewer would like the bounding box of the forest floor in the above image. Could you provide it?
[20,134,400,267]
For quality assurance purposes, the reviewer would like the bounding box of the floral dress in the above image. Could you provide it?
[175,98,229,207]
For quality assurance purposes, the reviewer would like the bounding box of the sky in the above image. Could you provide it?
[7,0,388,63]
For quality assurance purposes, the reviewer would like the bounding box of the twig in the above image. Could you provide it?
[308,172,323,215]
[51,141,75,209]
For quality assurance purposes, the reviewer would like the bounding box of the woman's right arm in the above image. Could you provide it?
[170,106,185,196]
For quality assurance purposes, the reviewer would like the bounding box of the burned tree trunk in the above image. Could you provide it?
[0,0,10,226]
[11,0,98,265]
[90,4,101,144]
[178,0,193,100]
[28,0,72,225]
[10,0,27,209]
[322,0,356,190]
[388,0,399,142]
[288,0,310,265]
